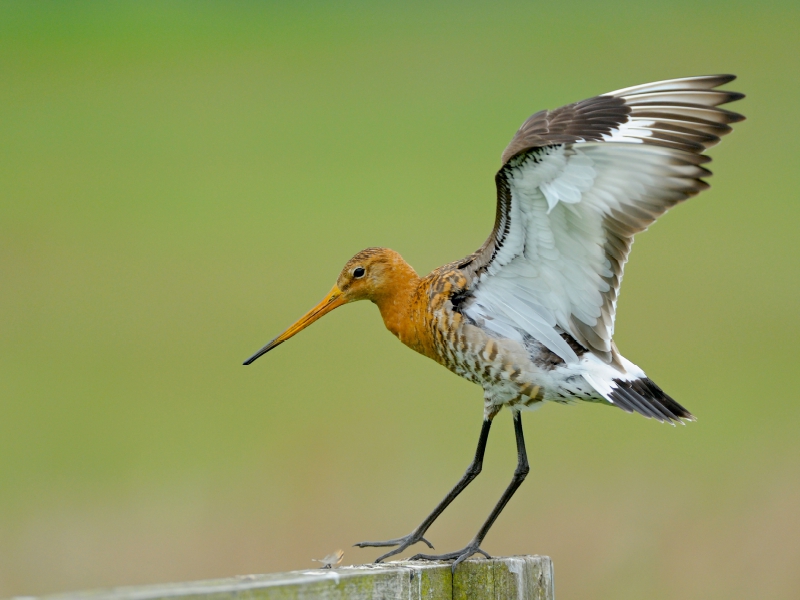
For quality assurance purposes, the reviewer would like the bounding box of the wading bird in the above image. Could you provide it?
[244,75,743,569]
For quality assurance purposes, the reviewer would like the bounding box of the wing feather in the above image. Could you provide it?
[461,75,744,365]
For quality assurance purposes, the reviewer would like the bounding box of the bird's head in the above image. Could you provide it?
[243,247,416,365]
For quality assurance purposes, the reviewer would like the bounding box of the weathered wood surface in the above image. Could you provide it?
[19,556,553,600]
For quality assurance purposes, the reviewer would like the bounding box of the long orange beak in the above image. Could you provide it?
[243,285,346,365]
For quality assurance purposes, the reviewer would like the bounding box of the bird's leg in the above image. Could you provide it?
[411,410,529,572]
[354,417,493,562]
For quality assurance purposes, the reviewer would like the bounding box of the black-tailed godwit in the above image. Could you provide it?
[245,75,744,569]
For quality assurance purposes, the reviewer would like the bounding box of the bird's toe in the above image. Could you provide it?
[410,544,491,572]
[355,533,434,562]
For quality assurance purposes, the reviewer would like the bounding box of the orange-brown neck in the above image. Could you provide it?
[371,259,422,349]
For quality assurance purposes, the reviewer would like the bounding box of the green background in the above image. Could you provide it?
[1,2,798,599]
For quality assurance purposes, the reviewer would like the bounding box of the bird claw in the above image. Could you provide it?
[354,533,434,562]
[410,543,491,572]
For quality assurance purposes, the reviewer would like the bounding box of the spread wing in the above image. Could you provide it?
[459,75,744,365]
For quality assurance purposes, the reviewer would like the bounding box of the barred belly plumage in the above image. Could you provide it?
[427,299,608,416]
[431,307,548,412]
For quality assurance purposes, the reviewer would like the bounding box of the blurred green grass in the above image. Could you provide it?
[1,1,798,598]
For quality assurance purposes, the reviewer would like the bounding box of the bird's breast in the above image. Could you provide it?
[407,271,546,406]
[384,267,593,409]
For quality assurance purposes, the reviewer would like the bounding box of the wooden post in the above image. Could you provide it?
[19,556,554,600]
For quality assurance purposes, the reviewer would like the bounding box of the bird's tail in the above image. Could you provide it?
[607,377,694,425]
[581,354,694,425]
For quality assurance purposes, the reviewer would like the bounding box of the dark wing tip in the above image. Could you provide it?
[724,91,746,103]
[724,105,746,122]
[714,73,737,84]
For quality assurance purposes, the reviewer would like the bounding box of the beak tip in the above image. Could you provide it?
[243,352,265,366]
[243,337,282,366]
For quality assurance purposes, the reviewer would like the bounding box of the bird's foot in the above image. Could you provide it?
[354,532,435,563]
[410,542,491,572]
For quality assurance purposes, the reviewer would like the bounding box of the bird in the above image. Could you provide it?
[244,75,744,570]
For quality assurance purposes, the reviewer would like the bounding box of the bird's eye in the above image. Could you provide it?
[353,267,366,279]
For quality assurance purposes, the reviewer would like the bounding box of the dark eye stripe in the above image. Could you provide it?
[353,267,365,278]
